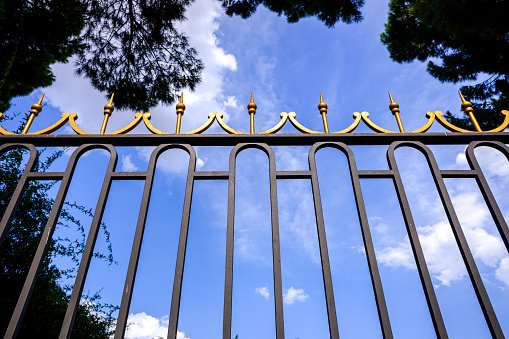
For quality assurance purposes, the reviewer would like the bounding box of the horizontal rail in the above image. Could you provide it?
[1,132,508,147]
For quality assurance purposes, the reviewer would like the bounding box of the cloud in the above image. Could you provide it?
[376,240,415,270]
[121,155,139,172]
[283,286,309,305]
[255,286,270,299]
[496,257,509,288]
[373,177,509,287]
[43,0,237,137]
[125,312,189,339]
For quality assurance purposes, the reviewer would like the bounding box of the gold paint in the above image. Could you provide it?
[248,92,257,134]
[69,113,92,135]
[407,111,436,133]
[0,113,16,135]
[388,92,405,132]
[106,113,144,134]
[258,112,289,134]
[22,93,45,134]
[332,112,363,134]
[176,92,185,134]
[28,113,71,135]
[459,91,482,132]
[434,111,474,132]
[215,112,247,134]
[183,112,216,134]
[360,112,396,133]
[319,93,329,133]
[484,110,509,132]
[288,112,322,134]
[288,111,362,134]
[100,94,115,134]
[143,111,216,135]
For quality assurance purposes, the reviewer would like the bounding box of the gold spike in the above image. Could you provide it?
[247,92,257,134]
[318,93,329,133]
[22,93,45,134]
[459,91,482,132]
[176,92,186,134]
[100,93,115,134]
[388,92,405,132]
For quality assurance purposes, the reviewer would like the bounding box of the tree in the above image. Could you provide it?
[77,0,203,111]
[0,118,116,338]
[381,0,509,130]
[0,0,85,112]
[220,0,365,27]
[1,0,366,113]
[0,0,203,112]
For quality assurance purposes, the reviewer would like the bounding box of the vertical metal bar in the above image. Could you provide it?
[266,144,285,339]
[58,145,117,339]
[466,141,509,253]
[0,144,38,248]
[167,145,198,339]
[112,172,150,338]
[387,143,448,339]
[395,141,504,339]
[308,146,339,339]
[311,142,393,339]
[222,143,285,339]
[4,145,92,339]
[117,144,196,338]
[222,144,239,339]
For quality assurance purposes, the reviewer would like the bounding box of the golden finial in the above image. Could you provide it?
[100,94,115,134]
[388,92,405,132]
[247,92,257,134]
[22,93,45,134]
[176,92,186,134]
[459,91,482,132]
[318,93,329,133]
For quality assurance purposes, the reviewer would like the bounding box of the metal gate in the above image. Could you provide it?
[1,93,509,339]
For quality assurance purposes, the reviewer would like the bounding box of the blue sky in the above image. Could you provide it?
[3,0,509,338]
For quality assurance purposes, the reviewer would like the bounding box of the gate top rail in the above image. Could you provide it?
[1,92,508,138]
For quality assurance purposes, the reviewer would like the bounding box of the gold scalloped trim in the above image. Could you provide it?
[331,112,363,134]
[360,112,396,133]
[69,113,92,135]
[288,112,323,134]
[142,113,168,134]
[27,113,70,135]
[405,111,436,133]
[434,111,473,133]
[106,113,144,134]
[215,112,247,134]
[183,113,216,134]
[0,113,16,135]
[258,112,288,134]
[484,110,509,132]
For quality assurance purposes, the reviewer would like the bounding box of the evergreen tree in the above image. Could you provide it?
[0,0,85,112]
[0,119,116,338]
[220,0,364,27]
[381,0,509,130]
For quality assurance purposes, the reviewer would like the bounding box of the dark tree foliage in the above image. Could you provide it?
[221,0,364,27]
[77,0,203,111]
[0,120,115,338]
[381,0,509,130]
[0,0,85,112]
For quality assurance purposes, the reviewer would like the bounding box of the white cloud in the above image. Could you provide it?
[283,286,309,305]
[255,286,270,299]
[122,155,139,172]
[373,180,509,287]
[376,240,415,270]
[125,312,189,339]
[43,0,237,137]
[496,257,509,288]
